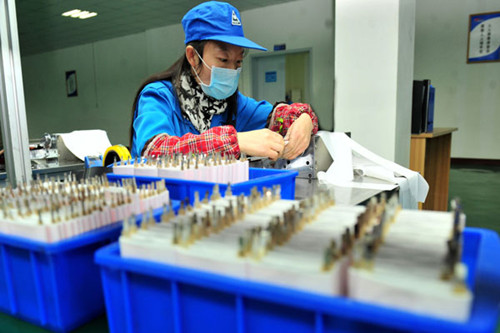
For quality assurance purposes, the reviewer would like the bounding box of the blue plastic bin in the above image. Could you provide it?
[107,168,298,205]
[95,228,500,333]
[107,168,299,204]
[0,202,180,333]
[0,223,120,332]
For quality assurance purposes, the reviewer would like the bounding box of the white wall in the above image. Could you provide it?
[414,0,500,159]
[335,0,415,166]
[395,1,416,165]
[21,0,334,147]
[22,33,148,146]
[240,0,334,130]
[23,45,95,138]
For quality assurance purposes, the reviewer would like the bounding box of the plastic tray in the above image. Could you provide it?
[107,168,298,205]
[0,202,180,333]
[95,228,500,333]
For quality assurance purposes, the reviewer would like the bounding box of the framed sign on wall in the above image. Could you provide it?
[66,70,78,97]
[467,11,500,64]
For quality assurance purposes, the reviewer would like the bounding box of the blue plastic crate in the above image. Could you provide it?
[0,224,120,332]
[0,202,180,333]
[107,168,298,205]
[95,228,500,333]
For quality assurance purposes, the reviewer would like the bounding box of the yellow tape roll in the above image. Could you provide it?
[103,145,132,167]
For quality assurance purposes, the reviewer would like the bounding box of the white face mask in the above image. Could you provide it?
[192,50,241,100]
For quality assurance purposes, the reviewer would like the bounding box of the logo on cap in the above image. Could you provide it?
[231,10,241,26]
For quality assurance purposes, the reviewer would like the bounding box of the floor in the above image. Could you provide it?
[448,164,500,235]
[0,165,499,333]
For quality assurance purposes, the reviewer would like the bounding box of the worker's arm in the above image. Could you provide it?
[132,82,181,157]
[143,125,239,157]
[143,125,286,161]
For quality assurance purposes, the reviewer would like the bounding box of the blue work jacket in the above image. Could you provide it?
[131,80,272,157]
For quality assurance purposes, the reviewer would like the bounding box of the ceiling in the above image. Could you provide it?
[16,0,296,56]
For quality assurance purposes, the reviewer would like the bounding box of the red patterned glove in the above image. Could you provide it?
[269,103,318,137]
[143,125,240,158]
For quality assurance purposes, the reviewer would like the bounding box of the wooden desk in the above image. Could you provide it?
[410,127,457,211]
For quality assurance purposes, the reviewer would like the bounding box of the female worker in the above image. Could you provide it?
[130,1,318,160]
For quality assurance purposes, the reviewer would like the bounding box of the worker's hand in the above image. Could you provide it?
[237,129,285,161]
[282,113,313,160]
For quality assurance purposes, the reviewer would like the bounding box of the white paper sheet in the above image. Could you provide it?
[352,155,397,183]
[316,132,353,183]
[58,130,112,161]
[316,131,429,209]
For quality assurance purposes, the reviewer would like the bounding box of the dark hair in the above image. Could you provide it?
[129,40,238,150]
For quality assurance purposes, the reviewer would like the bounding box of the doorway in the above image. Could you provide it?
[251,50,311,105]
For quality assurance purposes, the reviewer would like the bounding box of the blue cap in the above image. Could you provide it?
[182,1,267,51]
